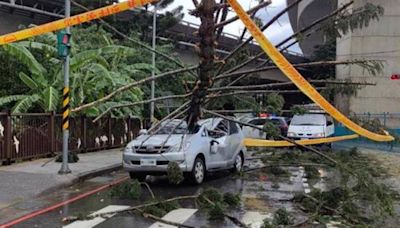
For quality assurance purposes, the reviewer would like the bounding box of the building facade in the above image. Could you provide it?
[288,0,400,128]
[336,0,400,128]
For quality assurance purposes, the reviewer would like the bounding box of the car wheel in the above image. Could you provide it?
[129,172,147,182]
[230,152,244,173]
[190,157,206,184]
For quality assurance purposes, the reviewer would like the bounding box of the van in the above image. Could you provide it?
[287,114,334,139]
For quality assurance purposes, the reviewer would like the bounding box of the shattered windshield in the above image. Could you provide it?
[155,120,200,134]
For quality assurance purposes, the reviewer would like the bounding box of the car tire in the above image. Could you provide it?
[129,172,147,182]
[230,152,244,173]
[189,157,206,184]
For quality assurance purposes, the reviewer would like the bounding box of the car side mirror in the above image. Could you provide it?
[139,129,148,135]
[210,140,220,146]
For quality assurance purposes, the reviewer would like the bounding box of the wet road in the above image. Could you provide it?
[3,158,310,228]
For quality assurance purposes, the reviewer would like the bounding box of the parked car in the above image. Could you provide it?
[242,117,289,139]
[287,114,335,139]
[123,118,247,184]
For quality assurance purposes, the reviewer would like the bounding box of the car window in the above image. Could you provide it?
[215,120,229,132]
[270,119,282,126]
[229,121,239,135]
[209,120,229,138]
[249,119,267,126]
[290,114,325,126]
[326,116,334,126]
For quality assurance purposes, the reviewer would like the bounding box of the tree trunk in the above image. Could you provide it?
[187,0,216,132]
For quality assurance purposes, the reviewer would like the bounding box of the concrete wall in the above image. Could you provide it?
[336,0,400,128]
[287,0,336,57]
[0,12,47,35]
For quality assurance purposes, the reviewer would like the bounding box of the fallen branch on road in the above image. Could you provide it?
[62,195,199,223]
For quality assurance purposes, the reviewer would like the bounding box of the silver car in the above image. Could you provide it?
[123,118,247,184]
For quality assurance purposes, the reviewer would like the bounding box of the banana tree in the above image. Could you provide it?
[0,41,148,116]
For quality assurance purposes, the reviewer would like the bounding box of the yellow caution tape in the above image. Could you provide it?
[0,0,155,45]
[227,0,394,142]
[244,135,359,147]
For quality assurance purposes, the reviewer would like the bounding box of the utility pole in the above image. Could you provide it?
[150,2,158,124]
[59,0,71,174]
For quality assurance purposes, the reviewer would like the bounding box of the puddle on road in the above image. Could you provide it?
[12,164,311,227]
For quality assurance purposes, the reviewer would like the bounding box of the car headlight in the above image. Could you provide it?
[166,142,191,153]
[287,132,295,137]
[124,144,135,154]
[314,133,325,137]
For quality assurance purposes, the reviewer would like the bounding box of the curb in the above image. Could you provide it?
[76,163,123,182]
[38,163,123,197]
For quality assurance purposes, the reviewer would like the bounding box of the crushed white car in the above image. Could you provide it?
[123,118,247,184]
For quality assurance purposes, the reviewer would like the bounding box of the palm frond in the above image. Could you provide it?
[0,95,28,108]
[2,43,46,75]
[19,72,39,90]
[12,95,40,113]
[100,45,137,57]
[88,63,115,86]
[18,41,57,54]
[41,86,59,111]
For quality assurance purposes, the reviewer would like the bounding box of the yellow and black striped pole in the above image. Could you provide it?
[62,87,70,130]
[59,0,72,174]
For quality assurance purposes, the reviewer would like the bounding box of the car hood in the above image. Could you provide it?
[288,125,324,134]
[128,134,192,148]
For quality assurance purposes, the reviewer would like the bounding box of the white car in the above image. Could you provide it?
[123,118,247,184]
[242,117,288,139]
[287,114,335,139]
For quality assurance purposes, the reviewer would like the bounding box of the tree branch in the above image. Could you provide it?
[214,0,272,28]
[71,0,189,70]
[63,195,199,222]
[217,0,304,74]
[93,93,191,122]
[207,88,327,98]
[215,60,370,81]
[72,66,197,113]
[202,109,339,166]
[220,1,354,75]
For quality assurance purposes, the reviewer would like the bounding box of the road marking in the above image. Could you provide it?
[149,208,198,228]
[64,205,130,228]
[241,211,272,228]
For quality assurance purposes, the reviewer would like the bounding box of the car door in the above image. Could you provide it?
[326,116,335,136]
[226,121,241,162]
[207,120,230,169]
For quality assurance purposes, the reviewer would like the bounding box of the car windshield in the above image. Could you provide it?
[155,120,201,134]
[156,120,188,134]
[290,114,325,126]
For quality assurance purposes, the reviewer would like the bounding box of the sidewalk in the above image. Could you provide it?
[0,149,123,210]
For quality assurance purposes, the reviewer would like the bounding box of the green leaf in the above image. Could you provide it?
[41,87,59,111]
[0,95,28,107]
[2,43,46,75]
[125,63,158,74]
[12,94,40,113]
[88,63,114,86]
[70,50,100,70]
[18,41,57,54]
[100,45,137,57]
[19,72,39,90]
[83,107,100,117]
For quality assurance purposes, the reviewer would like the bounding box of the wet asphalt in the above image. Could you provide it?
[3,157,310,228]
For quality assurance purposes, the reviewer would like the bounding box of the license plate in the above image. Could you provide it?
[140,159,156,166]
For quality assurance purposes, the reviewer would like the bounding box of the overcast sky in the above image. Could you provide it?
[119,0,302,53]
[160,0,302,54]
